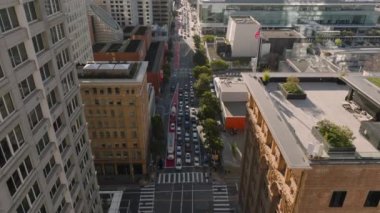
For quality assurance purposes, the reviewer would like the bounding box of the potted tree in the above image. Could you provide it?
[262,69,271,85]
[312,119,356,153]
[279,76,306,99]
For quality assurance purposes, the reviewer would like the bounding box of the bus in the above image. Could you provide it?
[167,133,175,155]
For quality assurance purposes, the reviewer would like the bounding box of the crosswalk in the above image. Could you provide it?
[212,184,234,212]
[157,172,209,184]
[138,184,155,213]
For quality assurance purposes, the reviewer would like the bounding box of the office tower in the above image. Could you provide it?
[0,1,101,212]
[239,73,380,212]
[78,61,154,178]
[94,0,153,27]
[151,0,172,26]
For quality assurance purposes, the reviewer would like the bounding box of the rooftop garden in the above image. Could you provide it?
[279,76,306,99]
[367,77,380,88]
[316,119,355,148]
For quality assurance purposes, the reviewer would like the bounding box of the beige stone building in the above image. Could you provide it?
[78,61,154,177]
[240,73,380,213]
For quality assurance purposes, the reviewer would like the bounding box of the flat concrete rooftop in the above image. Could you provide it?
[261,30,305,39]
[266,82,379,156]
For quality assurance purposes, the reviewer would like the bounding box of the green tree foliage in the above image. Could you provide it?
[193,34,201,49]
[194,73,211,97]
[210,59,229,71]
[163,63,171,83]
[151,115,165,140]
[198,91,221,120]
[335,38,343,47]
[202,118,223,154]
[193,65,212,79]
[203,35,215,43]
[193,49,209,66]
[262,69,270,82]
[317,119,355,148]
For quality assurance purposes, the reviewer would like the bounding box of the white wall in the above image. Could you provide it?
[221,91,248,102]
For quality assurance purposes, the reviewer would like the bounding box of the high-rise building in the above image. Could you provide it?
[78,61,154,178]
[239,73,380,212]
[94,0,153,27]
[0,1,101,212]
[152,0,172,26]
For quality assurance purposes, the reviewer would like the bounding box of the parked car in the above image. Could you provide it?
[185,153,191,164]
[176,159,182,170]
[194,145,200,154]
[170,123,175,131]
[194,157,200,166]
[167,154,174,160]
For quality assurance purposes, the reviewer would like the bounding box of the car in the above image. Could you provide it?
[170,85,176,92]
[177,146,182,156]
[192,133,198,141]
[177,137,183,144]
[184,137,190,142]
[178,110,183,116]
[185,153,191,164]
[167,154,174,160]
[194,157,200,166]
[176,159,182,170]
[194,145,200,154]
[176,127,182,135]
[170,123,175,131]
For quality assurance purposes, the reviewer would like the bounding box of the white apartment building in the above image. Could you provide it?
[95,0,153,26]
[0,1,101,212]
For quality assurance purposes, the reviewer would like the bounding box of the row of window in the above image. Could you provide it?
[330,191,380,207]
[7,156,33,196]
[92,130,127,139]
[84,87,135,95]
[0,125,24,168]
[16,181,40,213]
[95,150,142,160]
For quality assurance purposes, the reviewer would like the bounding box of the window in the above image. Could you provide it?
[16,181,40,213]
[6,156,33,196]
[0,65,4,79]
[39,62,51,82]
[27,104,43,129]
[329,191,347,207]
[43,156,56,177]
[38,205,47,213]
[59,138,68,154]
[56,48,69,69]
[107,88,112,94]
[18,74,36,99]
[32,33,44,53]
[0,7,19,33]
[36,133,49,155]
[24,1,38,22]
[115,88,120,94]
[46,88,58,109]
[50,23,65,44]
[8,42,28,67]
[71,116,83,136]
[0,125,24,168]
[61,71,75,96]
[53,115,63,132]
[75,134,87,155]
[0,92,15,121]
[67,95,79,117]
[49,178,61,199]
[45,0,61,16]
[364,191,380,207]
[56,197,66,213]
[64,158,72,173]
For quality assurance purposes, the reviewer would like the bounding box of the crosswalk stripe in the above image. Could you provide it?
[158,175,162,183]
[156,172,210,184]
[214,203,230,207]
[172,173,176,184]
[192,173,195,182]
[187,172,190,182]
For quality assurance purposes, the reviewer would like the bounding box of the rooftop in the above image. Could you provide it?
[123,26,136,33]
[243,73,380,166]
[135,26,148,35]
[261,30,305,39]
[200,0,380,4]
[223,102,247,117]
[78,61,148,82]
[216,77,248,93]
[145,41,165,72]
[230,16,259,25]
[92,40,142,53]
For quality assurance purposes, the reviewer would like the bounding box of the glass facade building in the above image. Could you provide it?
[197,0,380,34]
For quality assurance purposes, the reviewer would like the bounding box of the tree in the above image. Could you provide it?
[163,63,171,83]
[210,59,229,71]
[200,92,220,114]
[202,118,223,154]
[193,49,208,66]
[151,115,164,140]
[193,65,212,79]
[335,38,343,47]
[194,73,211,96]
[262,69,270,84]
[203,35,215,43]
[193,34,201,49]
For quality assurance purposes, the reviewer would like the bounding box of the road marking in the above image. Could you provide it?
[178,173,181,183]
[191,183,194,213]
[196,172,199,183]
[187,172,190,182]
[200,173,203,182]
[214,203,230,207]
[158,174,162,183]
[180,184,184,213]
[192,173,195,182]
[169,184,174,213]
[173,173,176,184]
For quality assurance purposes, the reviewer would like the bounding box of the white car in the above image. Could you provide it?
[170,123,175,131]
[185,153,191,164]
[176,146,182,156]
[194,157,200,166]
[176,159,182,170]
[177,127,182,135]
[167,154,174,160]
